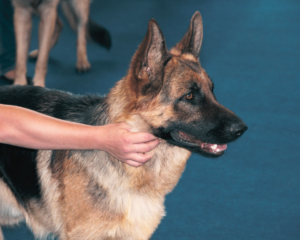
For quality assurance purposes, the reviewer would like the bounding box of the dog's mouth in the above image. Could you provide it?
[170,130,227,157]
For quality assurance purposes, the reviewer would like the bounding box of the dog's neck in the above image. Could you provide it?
[105,77,138,123]
[103,77,191,196]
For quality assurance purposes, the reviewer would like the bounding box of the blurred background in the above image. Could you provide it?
[1,0,300,239]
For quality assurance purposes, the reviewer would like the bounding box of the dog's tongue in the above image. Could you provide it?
[178,131,227,153]
[200,142,227,153]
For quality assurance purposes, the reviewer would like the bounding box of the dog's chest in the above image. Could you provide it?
[114,192,165,239]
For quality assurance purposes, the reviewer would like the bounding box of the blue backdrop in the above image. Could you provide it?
[1,0,300,239]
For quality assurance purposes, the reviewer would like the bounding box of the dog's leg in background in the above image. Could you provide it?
[71,0,91,73]
[33,1,60,87]
[61,0,111,72]
[0,227,3,240]
[60,0,77,35]
[28,16,63,61]
[13,7,32,85]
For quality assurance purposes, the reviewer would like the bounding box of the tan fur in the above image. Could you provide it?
[58,143,189,240]
[0,181,24,225]
[13,5,34,86]
[170,47,181,56]
[181,53,197,62]
[71,0,91,71]
[0,11,220,240]
[12,133,189,239]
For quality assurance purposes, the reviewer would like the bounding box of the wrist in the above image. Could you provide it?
[92,125,109,151]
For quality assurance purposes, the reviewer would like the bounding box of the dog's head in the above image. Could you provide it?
[125,11,247,157]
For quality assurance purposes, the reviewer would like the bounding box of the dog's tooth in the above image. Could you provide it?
[211,144,217,150]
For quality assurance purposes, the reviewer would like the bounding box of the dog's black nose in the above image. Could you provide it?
[229,122,248,137]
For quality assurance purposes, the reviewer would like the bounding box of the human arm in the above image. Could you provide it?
[0,104,159,167]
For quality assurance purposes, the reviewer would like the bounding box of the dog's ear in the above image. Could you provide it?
[131,19,168,96]
[173,11,203,59]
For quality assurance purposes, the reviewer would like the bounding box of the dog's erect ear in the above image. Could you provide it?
[131,19,168,95]
[173,11,203,58]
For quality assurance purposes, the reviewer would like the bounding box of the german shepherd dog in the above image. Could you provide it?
[12,0,111,87]
[0,12,247,240]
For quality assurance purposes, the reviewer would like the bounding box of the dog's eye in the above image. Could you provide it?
[184,93,194,100]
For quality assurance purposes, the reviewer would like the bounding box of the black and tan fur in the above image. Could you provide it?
[12,0,111,87]
[0,12,247,239]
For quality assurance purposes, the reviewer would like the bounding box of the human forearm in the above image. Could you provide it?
[0,104,159,166]
[0,104,102,150]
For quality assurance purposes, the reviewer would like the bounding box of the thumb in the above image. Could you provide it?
[117,122,132,132]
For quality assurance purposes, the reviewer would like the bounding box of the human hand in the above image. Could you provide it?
[99,122,159,167]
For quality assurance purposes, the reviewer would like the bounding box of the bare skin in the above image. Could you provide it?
[0,104,159,167]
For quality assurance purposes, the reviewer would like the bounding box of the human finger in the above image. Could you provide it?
[128,132,158,144]
[124,160,144,168]
[133,139,159,153]
[127,151,155,164]
[118,122,132,131]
